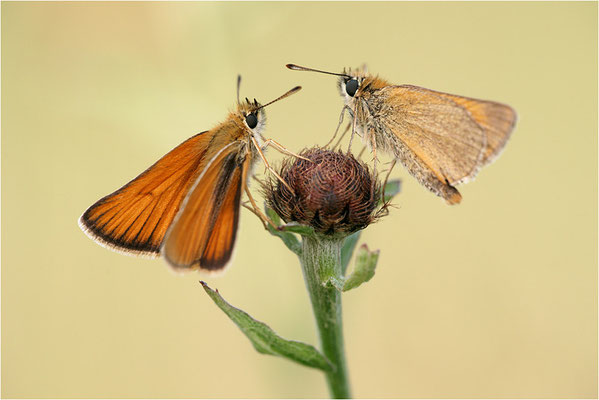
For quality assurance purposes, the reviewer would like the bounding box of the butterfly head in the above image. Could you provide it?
[337,67,369,102]
[284,64,371,107]
[234,82,302,142]
[236,98,267,136]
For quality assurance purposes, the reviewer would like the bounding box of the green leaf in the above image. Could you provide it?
[279,222,315,236]
[201,281,332,372]
[342,244,379,292]
[381,179,402,204]
[340,230,362,276]
[264,206,302,256]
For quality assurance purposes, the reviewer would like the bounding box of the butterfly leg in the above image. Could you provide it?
[369,128,379,173]
[365,127,381,197]
[332,123,352,151]
[357,143,368,159]
[347,105,358,154]
[242,185,276,230]
[381,159,397,202]
[260,138,311,162]
[325,105,350,148]
[250,136,294,193]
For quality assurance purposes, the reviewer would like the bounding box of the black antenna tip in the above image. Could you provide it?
[236,75,242,104]
[286,64,300,70]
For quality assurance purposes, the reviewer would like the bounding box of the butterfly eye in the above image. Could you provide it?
[245,113,258,129]
[346,79,359,97]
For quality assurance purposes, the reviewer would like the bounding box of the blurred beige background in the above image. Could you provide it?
[2,2,597,398]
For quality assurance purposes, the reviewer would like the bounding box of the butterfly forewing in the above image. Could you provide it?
[430,90,517,165]
[374,85,487,185]
[162,141,246,270]
[79,131,213,256]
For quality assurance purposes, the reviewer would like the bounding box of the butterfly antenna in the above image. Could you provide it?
[236,75,242,105]
[286,63,351,79]
[255,86,302,111]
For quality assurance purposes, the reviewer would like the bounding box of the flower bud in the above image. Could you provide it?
[264,148,381,236]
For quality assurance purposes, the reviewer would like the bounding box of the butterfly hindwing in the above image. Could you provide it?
[162,141,247,271]
[79,131,213,256]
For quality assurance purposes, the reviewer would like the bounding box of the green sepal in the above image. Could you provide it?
[340,230,362,276]
[342,244,379,292]
[279,222,316,237]
[381,179,401,204]
[264,206,302,256]
[201,281,333,372]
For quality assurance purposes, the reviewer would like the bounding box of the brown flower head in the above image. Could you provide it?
[264,147,381,236]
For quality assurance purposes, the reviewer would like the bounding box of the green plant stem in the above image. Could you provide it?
[300,235,351,399]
